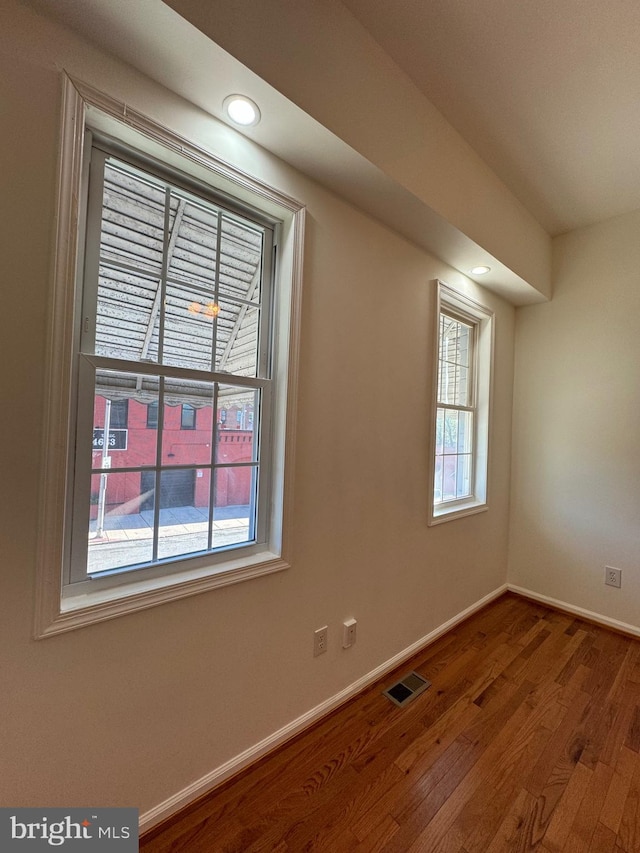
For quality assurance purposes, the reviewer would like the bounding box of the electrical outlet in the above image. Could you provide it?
[314,626,328,656]
[605,566,622,588]
[343,618,357,648]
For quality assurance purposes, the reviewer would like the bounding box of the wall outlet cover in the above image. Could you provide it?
[605,566,622,588]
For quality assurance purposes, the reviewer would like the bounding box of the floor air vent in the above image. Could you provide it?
[383,671,431,707]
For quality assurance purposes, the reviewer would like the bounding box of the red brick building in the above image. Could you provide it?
[91,396,254,516]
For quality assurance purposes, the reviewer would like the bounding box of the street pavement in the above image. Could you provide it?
[87,505,251,574]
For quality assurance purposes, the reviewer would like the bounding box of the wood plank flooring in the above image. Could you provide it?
[140,593,640,852]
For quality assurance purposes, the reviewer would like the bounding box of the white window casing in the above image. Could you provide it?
[34,75,305,638]
[428,280,494,525]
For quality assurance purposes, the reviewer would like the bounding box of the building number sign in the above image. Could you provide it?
[92,428,128,451]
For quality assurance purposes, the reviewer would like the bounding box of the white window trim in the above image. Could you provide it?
[428,280,494,526]
[34,75,305,638]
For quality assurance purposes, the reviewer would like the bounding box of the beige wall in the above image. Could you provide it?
[509,210,640,627]
[0,1,515,815]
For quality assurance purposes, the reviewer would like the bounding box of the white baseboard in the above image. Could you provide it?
[508,584,640,638]
[139,583,507,833]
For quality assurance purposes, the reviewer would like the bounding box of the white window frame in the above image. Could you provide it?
[34,75,305,638]
[428,281,494,525]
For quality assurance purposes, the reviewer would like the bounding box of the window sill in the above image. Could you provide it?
[429,499,488,526]
[37,550,289,638]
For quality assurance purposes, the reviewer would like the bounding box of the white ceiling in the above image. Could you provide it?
[341,0,640,236]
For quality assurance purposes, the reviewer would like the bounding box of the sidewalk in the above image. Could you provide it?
[87,505,251,574]
[89,505,249,544]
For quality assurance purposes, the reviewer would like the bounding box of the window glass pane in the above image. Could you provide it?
[456,455,472,499]
[443,410,458,453]
[87,471,154,573]
[181,404,196,430]
[156,469,210,560]
[215,301,260,377]
[216,386,259,464]
[434,465,443,504]
[457,411,473,453]
[458,366,469,407]
[439,315,456,399]
[167,196,219,289]
[162,282,215,371]
[95,266,161,362]
[161,380,214,466]
[435,407,445,457]
[441,454,457,501]
[96,166,267,378]
[100,161,166,276]
[438,313,473,406]
[434,409,474,504]
[92,371,159,470]
[218,215,263,305]
[213,468,256,548]
[457,322,470,368]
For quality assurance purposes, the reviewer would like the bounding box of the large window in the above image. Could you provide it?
[34,77,304,637]
[429,282,493,524]
[72,145,275,582]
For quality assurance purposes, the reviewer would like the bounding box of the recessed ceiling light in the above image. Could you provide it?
[469,265,491,275]
[223,95,261,127]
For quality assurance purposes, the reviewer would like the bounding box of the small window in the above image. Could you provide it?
[147,401,158,429]
[109,399,129,429]
[180,404,196,430]
[429,282,493,524]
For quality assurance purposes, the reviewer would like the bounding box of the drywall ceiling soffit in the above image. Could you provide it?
[19,0,544,305]
[342,0,640,237]
[155,0,551,300]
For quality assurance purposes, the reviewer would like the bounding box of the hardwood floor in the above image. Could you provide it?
[140,593,640,852]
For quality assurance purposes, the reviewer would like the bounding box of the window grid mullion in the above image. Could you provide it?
[83,355,269,390]
[155,186,172,370]
[436,402,475,413]
[467,322,478,410]
[146,187,176,564]
[210,211,223,371]
[213,461,260,471]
